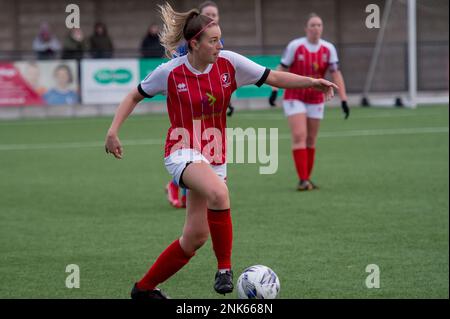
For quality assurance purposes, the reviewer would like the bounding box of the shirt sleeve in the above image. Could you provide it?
[221,50,270,88]
[280,40,297,68]
[328,43,339,64]
[137,63,169,98]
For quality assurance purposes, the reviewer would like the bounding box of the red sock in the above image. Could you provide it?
[292,148,309,181]
[136,239,193,291]
[307,147,316,177]
[207,208,232,270]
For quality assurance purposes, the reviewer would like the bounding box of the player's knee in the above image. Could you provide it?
[292,133,307,148]
[194,232,209,249]
[189,231,209,251]
[306,137,316,148]
[181,231,209,254]
[207,185,229,208]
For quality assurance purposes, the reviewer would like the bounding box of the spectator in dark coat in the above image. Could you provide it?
[62,28,87,60]
[89,22,114,58]
[140,24,165,58]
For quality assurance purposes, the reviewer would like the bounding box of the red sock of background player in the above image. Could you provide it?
[307,147,316,178]
[136,239,194,291]
[207,208,232,271]
[292,148,309,181]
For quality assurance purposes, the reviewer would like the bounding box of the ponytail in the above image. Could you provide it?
[158,2,215,58]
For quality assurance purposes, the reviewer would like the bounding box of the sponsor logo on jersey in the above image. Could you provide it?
[196,93,220,119]
[312,62,320,72]
[201,93,217,108]
[221,73,231,88]
[177,82,188,92]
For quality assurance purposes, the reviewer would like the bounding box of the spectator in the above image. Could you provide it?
[89,22,114,58]
[62,28,87,60]
[32,22,61,60]
[140,24,165,58]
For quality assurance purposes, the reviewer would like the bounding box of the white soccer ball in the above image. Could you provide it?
[237,265,280,299]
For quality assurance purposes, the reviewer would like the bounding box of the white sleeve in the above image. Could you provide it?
[328,43,339,64]
[220,50,270,88]
[137,63,169,97]
[280,41,297,68]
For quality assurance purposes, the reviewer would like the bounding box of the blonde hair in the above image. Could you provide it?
[158,2,214,58]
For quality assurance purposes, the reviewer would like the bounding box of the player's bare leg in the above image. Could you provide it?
[179,188,209,255]
[131,172,217,300]
[306,117,321,189]
[288,113,313,191]
[181,162,230,209]
[182,162,234,295]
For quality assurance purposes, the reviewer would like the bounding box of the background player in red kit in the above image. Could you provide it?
[269,13,350,191]
[105,3,337,299]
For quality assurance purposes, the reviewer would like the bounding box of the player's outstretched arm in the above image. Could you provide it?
[105,88,144,159]
[265,70,338,101]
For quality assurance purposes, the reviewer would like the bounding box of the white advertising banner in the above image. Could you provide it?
[81,59,138,104]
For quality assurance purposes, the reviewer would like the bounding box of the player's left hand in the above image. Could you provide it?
[227,104,235,117]
[341,101,350,119]
[312,79,338,101]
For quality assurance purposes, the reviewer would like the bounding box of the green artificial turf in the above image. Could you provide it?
[0,104,448,298]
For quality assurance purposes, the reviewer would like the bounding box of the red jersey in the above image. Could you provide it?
[138,50,269,165]
[281,37,339,104]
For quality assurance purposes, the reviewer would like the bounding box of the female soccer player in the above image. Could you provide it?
[165,1,231,209]
[269,13,350,191]
[105,3,337,299]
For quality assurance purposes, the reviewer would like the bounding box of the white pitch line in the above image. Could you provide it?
[233,111,446,120]
[0,127,447,151]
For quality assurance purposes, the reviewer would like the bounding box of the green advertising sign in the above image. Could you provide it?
[94,68,133,85]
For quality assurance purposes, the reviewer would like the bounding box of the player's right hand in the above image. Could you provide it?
[105,133,123,159]
[269,90,278,107]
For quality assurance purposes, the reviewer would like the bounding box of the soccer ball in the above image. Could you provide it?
[237,265,280,299]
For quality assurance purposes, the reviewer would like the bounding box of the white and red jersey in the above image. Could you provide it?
[138,50,270,165]
[281,37,338,104]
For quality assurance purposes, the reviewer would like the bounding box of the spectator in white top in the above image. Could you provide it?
[32,22,61,60]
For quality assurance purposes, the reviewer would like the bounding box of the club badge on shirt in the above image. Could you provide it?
[221,73,231,88]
